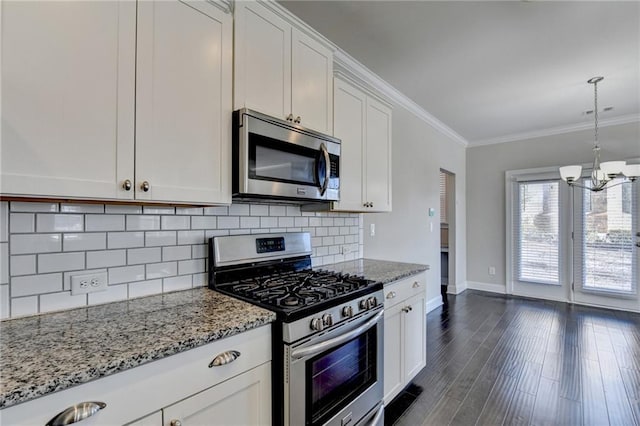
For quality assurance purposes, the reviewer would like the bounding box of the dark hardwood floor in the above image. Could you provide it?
[392,290,640,426]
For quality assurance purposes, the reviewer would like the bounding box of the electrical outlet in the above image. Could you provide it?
[71,272,108,295]
[488,266,496,276]
[370,223,375,237]
[341,245,351,255]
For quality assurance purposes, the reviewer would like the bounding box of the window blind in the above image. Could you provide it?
[576,177,637,294]
[514,180,560,285]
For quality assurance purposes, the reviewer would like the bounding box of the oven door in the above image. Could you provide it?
[236,109,340,201]
[286,309,384,426]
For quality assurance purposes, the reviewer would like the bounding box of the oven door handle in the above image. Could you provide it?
[291,310,383,360]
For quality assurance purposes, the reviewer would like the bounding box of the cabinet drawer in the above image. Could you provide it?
[0,326,271,426]
[383,273,426,308]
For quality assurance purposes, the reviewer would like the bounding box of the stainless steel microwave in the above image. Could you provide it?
[233,109,340,202]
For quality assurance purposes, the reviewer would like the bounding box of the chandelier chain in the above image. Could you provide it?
[593,79,599,148]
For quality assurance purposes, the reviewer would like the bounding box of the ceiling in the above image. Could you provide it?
[279,1,640,146]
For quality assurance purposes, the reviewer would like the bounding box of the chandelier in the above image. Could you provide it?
[559,76,639,192]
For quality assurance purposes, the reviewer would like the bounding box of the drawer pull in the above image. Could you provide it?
[208,350,241,367]
[386,291,396,299]
[413,281,421,288]
[402,306,413,313]
[45,401,106,426]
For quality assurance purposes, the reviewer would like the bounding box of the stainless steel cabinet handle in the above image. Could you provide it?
[208,350,241,367]
[386,291,396,299]
[413,281,421,288]
[170,420,182,426]
[45,401,106,426]
[286,114,294,121]
[402,306,413,313]
[122,179,132,191]
[294,116,301,124]
[140,181,150,192]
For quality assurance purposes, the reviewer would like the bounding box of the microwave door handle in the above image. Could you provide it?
[319,143,330,196]
[291,310,383,360]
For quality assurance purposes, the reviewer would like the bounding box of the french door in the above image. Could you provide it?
[572,177,640,311]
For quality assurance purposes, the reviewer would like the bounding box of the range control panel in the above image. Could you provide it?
[256,236,286,254]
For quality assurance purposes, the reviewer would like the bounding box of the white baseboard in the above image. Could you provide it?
[447,282,467,295]
[466,281,507,294]
[426,296,443,313]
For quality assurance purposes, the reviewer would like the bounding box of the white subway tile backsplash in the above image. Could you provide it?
[145,231,177,247]
[217,216,239,229]
[10,213,35,233]
[0,243,7,284]
[0,202,8,242]
[37,214,83,232]
[88,284,128,305]
[11,234,61,254]
[161,216,190,230]
[229,204,250,216]
[11,296,38,317]
[163,275,192,292]
[191,216,216,229]
[63,233,106,252]
[127,215,160,231]
[10,255,36,276]
[178,259,205,275]
[12,273,62,297]
[38,252,84,273]
[240,216,260,229]
[40,291,87,313]
[0,285,9,319]
[108,232,145,249]
[86,214,125,232]
[146,262,177,279]
[61,203,104,214]
[163,245,192,261]
[250,204,269,216]
[128,279,162,298]
[87,250,126,269]
[3,200,360,318]
[11,201,58,213]
[105,205,142,214]
[128,247,161,265]
[109,265,145,284]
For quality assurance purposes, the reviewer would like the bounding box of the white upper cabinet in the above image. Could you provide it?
[1,0,232,205]
[135,0,232,204]
[234,1,333,134]
[331,75,392,212]
[1,1,136,200]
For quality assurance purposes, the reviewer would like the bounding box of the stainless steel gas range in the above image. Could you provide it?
[209,232,384,426]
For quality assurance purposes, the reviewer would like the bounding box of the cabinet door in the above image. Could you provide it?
[403,293,426,383]
[163,363,271,426]
[126,411,162,426]
[1,1,136,200]
[383,303,405,405]
[332,77,366,211]
[135,0,232,204]
[291,28,333,134]
[364,97,392,212]
[234,1,291,121]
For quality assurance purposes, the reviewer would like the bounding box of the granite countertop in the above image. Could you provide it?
[0,289,276,409]
[322,258,429,284]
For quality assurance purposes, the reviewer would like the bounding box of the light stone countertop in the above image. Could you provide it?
[0,288,276,409]
[321,258,429,284]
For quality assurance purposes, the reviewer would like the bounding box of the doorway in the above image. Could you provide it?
[440,169,455,302]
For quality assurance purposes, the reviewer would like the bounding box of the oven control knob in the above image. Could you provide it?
[359,299,369,310]
[310,317,324,331]
[367,297,378,309]
[342,306,354,318]
[322,313,334,327]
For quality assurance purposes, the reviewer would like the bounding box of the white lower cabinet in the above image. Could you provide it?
[0,326,271,426]
[383,273,427,405]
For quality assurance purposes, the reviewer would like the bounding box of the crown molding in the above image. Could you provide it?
[334,50,469,148]
[470,113,640,147]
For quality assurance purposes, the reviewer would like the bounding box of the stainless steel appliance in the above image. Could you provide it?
[233,109,340,203]
[209,233,383,426]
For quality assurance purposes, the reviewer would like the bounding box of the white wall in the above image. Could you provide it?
[363,105,467,305]
[466,121,640,291]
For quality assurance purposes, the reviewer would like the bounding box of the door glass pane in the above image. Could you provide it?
[517,181,560,284]
[582,178,634,293]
